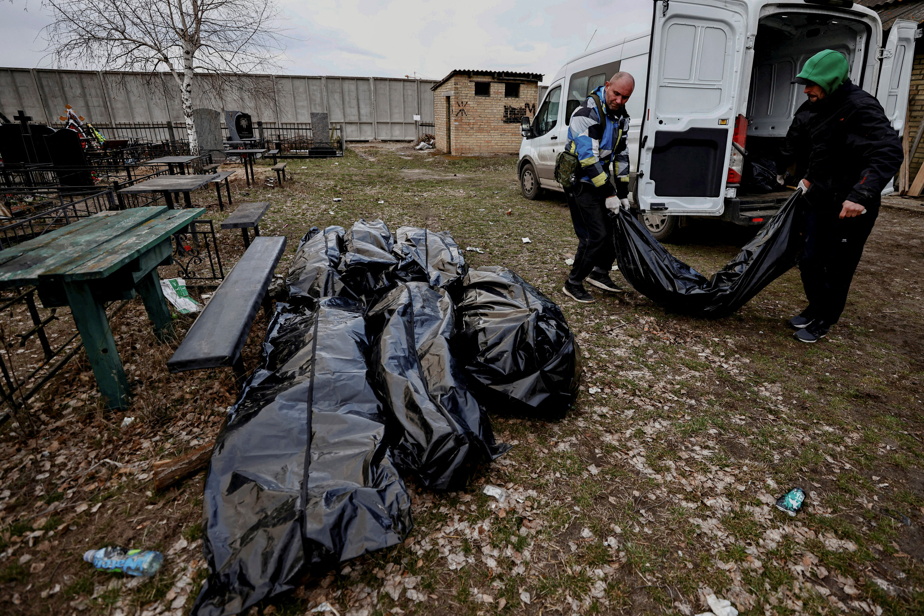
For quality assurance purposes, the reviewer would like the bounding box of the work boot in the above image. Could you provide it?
[793,321,829,343]
[586,270,623,293]
[562,281,594,303]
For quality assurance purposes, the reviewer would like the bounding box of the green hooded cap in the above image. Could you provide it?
[794,50,849,94]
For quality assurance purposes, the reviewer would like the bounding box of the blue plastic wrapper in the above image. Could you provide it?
[612,190,804,318]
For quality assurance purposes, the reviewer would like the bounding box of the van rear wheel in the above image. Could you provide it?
[519,162,543,200]
[641,212,679,242]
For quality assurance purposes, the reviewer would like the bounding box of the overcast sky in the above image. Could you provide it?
[0,0,651,84]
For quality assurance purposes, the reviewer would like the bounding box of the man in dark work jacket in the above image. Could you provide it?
[777,49,902,343]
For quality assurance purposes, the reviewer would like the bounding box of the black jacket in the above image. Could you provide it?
[777,80,902,211]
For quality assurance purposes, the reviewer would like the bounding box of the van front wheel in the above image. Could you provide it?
[641,212,679,242]
[519,163,543,200]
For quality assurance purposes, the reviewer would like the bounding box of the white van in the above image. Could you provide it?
[517,0,917,240]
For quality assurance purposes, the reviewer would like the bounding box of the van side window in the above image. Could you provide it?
[565,73,608,124]
[534,86,561,136]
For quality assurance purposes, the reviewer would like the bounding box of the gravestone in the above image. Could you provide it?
[310,112,331,146]
[194,108,224,161]
[45,129,93,188]
[224,111,254,142]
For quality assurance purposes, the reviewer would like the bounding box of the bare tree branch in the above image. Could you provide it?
[40,0,284,153]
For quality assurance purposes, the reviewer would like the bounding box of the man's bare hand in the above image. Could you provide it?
[839,200,867,219]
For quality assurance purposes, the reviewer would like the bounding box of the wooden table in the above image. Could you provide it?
[0,206,205,408]
[118,174,218,209]
[223,148,267,187]
[143,155,200,175]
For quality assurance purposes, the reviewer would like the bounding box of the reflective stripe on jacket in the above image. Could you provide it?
[566,85,630,197]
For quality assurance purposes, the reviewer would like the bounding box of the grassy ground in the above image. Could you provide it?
[1,143,923,615]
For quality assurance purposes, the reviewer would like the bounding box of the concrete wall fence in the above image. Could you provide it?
[0,68,437,142]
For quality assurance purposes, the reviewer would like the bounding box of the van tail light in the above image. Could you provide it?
[726,114,748,185]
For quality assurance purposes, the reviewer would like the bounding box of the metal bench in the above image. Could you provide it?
[167,235,287,381]
[271,162,287,187]
[210,170,236,211]
[221,201,271,248]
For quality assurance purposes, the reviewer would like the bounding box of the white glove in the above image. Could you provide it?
[776,174,786,186]
[605,196,621,212]
[797,179,811,194]
[620,198,631,210]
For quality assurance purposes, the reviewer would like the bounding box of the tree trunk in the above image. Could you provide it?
[182,44,199,155]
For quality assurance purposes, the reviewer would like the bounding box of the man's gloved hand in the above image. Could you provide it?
[797,178,811,194]
[620,198,631,210]
[605,196,621,212]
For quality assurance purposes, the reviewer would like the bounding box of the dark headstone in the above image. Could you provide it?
[224,110,254,142]
[235,113,253,140]
[45,129,93,187]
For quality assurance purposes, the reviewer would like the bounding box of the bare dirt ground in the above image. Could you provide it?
[1,143,922,615]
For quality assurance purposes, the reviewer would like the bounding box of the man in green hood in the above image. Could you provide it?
[776,49,902,343]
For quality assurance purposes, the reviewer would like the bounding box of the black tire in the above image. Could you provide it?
[640,212,679,242]
[519,162,543,200]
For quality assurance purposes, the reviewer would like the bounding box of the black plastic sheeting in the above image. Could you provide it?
[367,282,509,491]
[193,297,413,616]
[454,266,581,421]
[193,220,579,615]
[614,190,804,318]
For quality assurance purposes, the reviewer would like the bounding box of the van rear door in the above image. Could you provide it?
[876,19,918,135]
[636,0,749,215]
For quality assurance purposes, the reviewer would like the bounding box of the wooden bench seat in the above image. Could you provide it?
[210,170,236,211]
[271,162,287,187]
[221,201,271,248]
[266,149,280,164]
[167,235,287,380]
[202,163,220,173]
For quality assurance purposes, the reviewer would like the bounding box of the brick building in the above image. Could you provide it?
[431,70,542,156]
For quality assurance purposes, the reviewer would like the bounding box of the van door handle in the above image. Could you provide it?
[551,135,558,140]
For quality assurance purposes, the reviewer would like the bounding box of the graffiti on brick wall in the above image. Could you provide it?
[503,103,536,124]
[455,101,468,117]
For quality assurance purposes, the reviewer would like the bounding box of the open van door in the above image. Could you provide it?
[876,19,918,136]
[636,0,749,215]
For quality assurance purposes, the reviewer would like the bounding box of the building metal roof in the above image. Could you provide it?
[431,70,544,91]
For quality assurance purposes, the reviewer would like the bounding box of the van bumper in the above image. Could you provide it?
[723,190,793,225]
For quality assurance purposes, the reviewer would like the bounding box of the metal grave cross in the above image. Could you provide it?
[13,110,33,136]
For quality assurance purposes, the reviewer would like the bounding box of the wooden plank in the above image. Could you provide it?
[153,442,213,491]
[908,160,924,197]
[167,236,286,372]
[221,202,271,229]
[0,210,122,270]
[0,208,166,287]
[54,208,205,281]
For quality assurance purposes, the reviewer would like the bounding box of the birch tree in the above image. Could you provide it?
[42,0,283,154]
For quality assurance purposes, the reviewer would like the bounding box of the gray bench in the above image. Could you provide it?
[167,235,287,381]
[266,149,280,164]
[271,162,287,186]
[210,170,236,211]
[221,201,271,248]
[202,163,220,173]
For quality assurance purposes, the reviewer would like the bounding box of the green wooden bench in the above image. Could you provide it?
[220,201,271,248]
[167,235,287,381]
